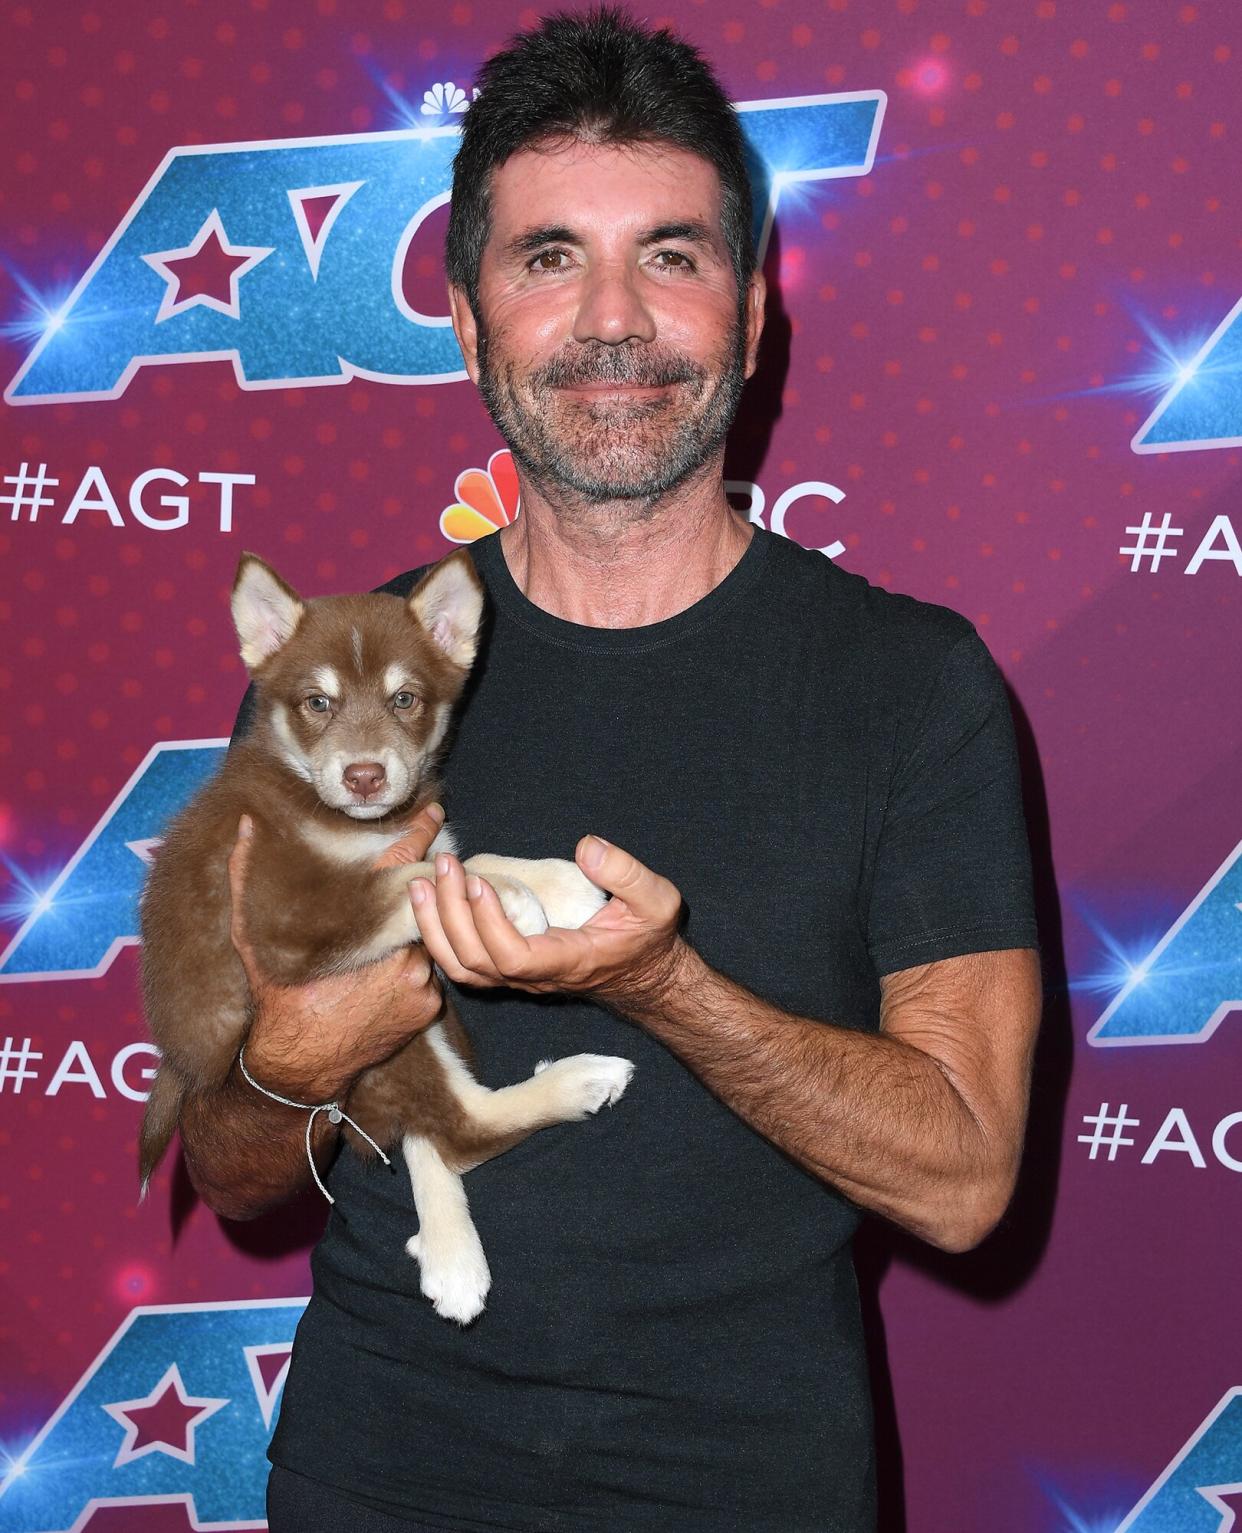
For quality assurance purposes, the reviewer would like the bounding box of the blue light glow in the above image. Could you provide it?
[0,263,77,349]
[0,855,64,928]
[0,1433,37,1490]
[1118,302,1230,399]
[1068,901,1179,1001]
[1034,1469,1138,1533]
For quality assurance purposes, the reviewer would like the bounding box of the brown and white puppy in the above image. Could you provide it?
[138,550,632,1323]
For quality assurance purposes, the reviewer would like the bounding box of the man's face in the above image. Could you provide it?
[451,140,765,506]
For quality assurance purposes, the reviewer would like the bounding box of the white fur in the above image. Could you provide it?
[427,824,458,858]
[408,554,484,668]
[315,745,419,818]
[402,1133,491,1324]
[462,854,608,930]
[350,625,364,672]
[232,558,304,669]
[269,704,313,782]
[383,663,406,697]
[425,1025,634,1137]
[295,819,458,869]
[311,666,340,699]
[296,821,408,865]
[400,1027,632,1325]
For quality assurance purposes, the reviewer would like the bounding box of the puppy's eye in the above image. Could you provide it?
[306,695,332,713]
[392,691,418,711]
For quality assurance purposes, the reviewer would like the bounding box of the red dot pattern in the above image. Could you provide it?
[0,3,1239,1528]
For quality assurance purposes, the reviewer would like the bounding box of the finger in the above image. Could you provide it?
[431,854,505,978]
[464,875,537,976]
[396,943,444,1024]
[410,876,499,988]
[377,802,445,868]
[226,816,264,988]
[466,879,596,990]
[575,836,681,923]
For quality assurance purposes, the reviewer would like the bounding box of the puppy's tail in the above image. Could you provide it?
[138,1066,184,1202]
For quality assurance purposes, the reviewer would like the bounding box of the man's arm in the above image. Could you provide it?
[177,807,446,1221]
[609,940,1040,1253]
[409,838,1042,1254]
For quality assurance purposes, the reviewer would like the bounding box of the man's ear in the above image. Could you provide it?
[743,271,766,381]
[231,554,305,671]
[449,284,481,384]
[409,548,485,669]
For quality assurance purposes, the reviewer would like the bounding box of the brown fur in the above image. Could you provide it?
[138,553,579,1188]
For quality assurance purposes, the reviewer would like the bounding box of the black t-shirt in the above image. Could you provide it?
[254,527,1039,1531]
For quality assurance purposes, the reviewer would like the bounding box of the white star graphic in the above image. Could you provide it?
[243,1342,293,1429]
[102,1361,229,1468]
[141,209,274,325]
[1200,1482,1242,1532]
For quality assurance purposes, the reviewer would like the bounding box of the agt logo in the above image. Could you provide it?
[0,740,226,983]
[1116,1388,1242,1532]
[0,1298,305,1532]
[1088,838,1242,1049]
[5,92,886,406]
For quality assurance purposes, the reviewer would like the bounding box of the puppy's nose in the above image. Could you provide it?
[343,761,386,799]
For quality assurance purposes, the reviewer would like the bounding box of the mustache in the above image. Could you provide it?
[531,345,706,390]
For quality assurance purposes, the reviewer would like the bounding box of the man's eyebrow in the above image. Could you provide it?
[502,220,722,261]
[640,220,718,248]
[503,225,581,259]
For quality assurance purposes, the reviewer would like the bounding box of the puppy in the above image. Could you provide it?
[138,550,633,1323]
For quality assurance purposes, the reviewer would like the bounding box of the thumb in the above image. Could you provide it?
[575,836,680,923]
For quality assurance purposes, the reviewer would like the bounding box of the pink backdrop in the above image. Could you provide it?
[1,2,1239,1529]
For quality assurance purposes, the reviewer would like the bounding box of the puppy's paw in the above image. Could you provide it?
[518,859,609,930]
[488,876,549,937]
[533,1054,634,1119]
[406,1230,491,1326]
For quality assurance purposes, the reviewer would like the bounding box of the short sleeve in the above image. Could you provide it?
[866,629,1040,976]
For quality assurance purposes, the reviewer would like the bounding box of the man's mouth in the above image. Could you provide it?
[558,380,674,397]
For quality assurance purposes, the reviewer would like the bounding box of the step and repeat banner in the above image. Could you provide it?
[0,1,1238,1529]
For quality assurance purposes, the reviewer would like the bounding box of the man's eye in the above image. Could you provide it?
[306,695,331,713]
[654,250,693,270]
[531,249,569,272]
[393,691,418,710]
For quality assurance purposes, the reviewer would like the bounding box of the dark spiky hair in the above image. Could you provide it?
[445,6,755,310]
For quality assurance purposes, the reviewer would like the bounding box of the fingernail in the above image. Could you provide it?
[238,814,253,839]
[436,854,451,876]
[427,802,445,825]
[411,882,427,906]
[467,876,482,899]
[580,835,607,870]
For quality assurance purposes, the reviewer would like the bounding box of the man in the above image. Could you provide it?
[182,9,1042,1530]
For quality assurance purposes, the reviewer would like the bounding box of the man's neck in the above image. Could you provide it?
[496,464,754,629]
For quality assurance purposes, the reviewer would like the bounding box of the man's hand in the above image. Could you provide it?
[411,834,685,1011]
[230,803,447,1103]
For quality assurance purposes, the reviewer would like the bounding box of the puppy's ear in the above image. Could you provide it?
[408,549,485,668]
[231,554,305,671]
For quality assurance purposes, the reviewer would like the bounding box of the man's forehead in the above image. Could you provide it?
[486,139,725,239]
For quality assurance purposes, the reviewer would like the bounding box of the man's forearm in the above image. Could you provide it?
[178,1057,341,1221]
[616,943,1011,1253]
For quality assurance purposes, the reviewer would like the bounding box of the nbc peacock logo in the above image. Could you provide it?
[439,449,521,544]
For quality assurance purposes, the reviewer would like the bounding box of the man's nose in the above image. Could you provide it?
[572,266,657,346]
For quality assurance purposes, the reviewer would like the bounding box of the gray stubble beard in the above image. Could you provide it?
[474,308,750,512]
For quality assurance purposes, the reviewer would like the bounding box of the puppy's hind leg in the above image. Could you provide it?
[402,1134,490,1326]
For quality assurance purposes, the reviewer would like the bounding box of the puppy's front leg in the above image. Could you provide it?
[464,855,607,932]
[357,860,555,965]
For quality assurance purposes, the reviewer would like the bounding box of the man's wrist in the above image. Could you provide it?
[238,1036,353,1106]
[601,936,700,1026]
